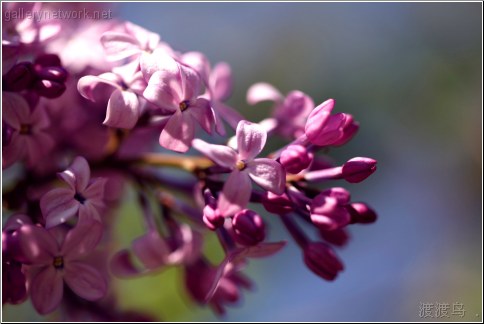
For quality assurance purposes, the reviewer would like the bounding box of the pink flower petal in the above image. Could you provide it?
[110,249,144,278]
[179,51,211,85]
[64,261,107,301]
[159,110,195,153]
[100,32,142,62]
[179,63,201,101]
[304,98,335,143]
[210,62,233,102]
[2,135,26,168]
[143,70,180,111]
[61,219,103,260]
[247,158,286,195]
[69,156,91,192]
[218,170,252,216]
[2,92,30,130]
[104,89,140,129]
[24,131,55,168]
[18,225,58,265]
[40,187,79,229]
[124,22,160,51]
[77,73,122,102]
[140,49,179,81]
[236,120,267,161]
[132,230,169,269]
[189,98,214,134]
[192,139,237,169]
[30,267,63,314]
[246,82,283,105]
[213,101,244,130]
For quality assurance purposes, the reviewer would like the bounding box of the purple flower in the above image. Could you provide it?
[193,120,286,216]
[110,224,203,277]
[142,52,215,152]
[303,242,344,281]
[40,156,106,228]
[310,189,351,231]
[2,92,54,169]
[232,209,266,246]
[17,220,106,314]
[305,99,350,146]
[78,70,146,129]
[247,82,314,138]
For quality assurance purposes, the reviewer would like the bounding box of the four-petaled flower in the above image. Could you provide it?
[193,120,286,216]
[17,220,106,314]
[40,156,106,228]
[142,52,215,152]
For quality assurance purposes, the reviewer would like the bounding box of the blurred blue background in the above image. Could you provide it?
[117,3,482,321]
[3,2,482,322]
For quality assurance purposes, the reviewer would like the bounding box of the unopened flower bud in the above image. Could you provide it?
[34,54,62,68]
[203,204,225,230]
[321,187,351,205]
[36,66,68,83]
[262,192,293,214]
[332,115,359,146]
[303,242,344,281]
[3,62,36,91]
[34,79,66,98]
[310,195,350,231]
[319,228,350,247]
[232,209,265,246]
[348,202,377,224]
[342,157,377,183]
[280,144,312,174]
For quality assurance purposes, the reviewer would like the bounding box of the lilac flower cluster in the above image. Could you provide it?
[2,3,377,319]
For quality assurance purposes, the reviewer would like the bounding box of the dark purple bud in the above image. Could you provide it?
[321,187,351,205]
[310,195,351,231]
[303,242,344,281]
[36,66,68,83]
[332,114,359,146]
[232,209,265,246]
[319,228,351,247]
[34,54,62,68]
[34,79,66,98]
[3,62,36,91]
[262,192,293,215]
[348,202,377,224]
[280,144,313,174]
[203,204,225,230]
[342,157,377,183]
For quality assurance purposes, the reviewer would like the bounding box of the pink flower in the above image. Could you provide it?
[305,99,350,146]
[110,224,203,278]
[40,156,106,228]
[78,70,147,129]
[17,220,106,314]
[2,92,54,169]
[142,52,215,152]
[193,120,286,216]
[247,83,314,138]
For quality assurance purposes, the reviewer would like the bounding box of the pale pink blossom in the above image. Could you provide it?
[193,120,286,216]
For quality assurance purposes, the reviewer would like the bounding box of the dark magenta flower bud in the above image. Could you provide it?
[303,242,344,281]
[320,187,351,205]
[319,228,351,247]
[332,114,359,147]
[262,192,293,214]
[3,62,36,91]
[280,144,313,174]
[342,157,377,183]
[34,54,62,68]
[232,209,265,246]
[348,202,377,224]
[34,79,66,98]
[36,66,68,83]
[310,194,351,231]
